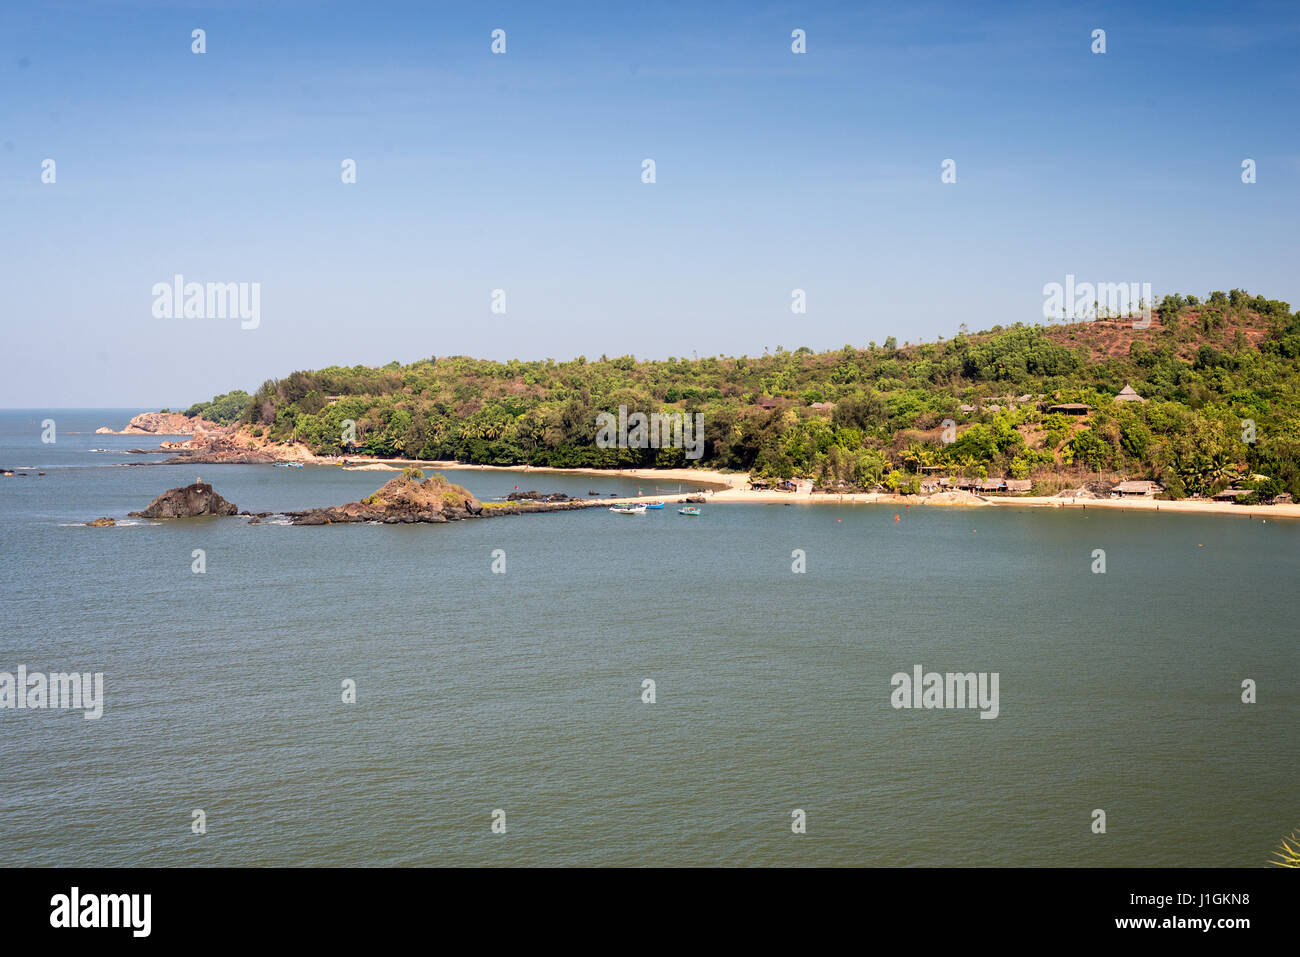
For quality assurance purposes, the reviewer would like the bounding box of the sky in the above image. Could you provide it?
[2,0,1298,408]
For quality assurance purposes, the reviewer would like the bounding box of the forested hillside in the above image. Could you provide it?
[189,290,1300,498]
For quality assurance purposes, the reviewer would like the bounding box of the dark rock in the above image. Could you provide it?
[128,482,239,519]
[508,490,569,502]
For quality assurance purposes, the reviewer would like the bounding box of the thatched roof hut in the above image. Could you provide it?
[1111,480,1162,496]
[1114,384,1146,403]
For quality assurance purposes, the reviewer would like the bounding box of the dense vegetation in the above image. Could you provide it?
[184,390,252,425]
[193,290,1300,498]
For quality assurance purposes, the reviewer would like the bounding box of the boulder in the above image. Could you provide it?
[86,517,116,527]
[129,482,239,519]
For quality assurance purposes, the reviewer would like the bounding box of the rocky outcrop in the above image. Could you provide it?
[506,490,571,502]
[288,471,483,525]
[1055,486,1100,499]
[128,482,239,519]
[97,412,216,435]
[86,517,116,527]
[160,428,313,465]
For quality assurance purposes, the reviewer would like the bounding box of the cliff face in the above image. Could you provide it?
[128,482,239,519]
[96,412,216,435]
[290,472,483,525]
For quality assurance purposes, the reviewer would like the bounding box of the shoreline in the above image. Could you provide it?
[133,426,1299,521]
[333,458,1300,520]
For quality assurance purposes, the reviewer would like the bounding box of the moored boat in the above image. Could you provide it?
[610,504,647,515]
[678,506,701,516]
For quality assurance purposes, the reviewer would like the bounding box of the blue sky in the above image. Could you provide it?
[2,0,1297,407]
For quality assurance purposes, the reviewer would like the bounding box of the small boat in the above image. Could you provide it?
[610,504,647,515]
[273,462,304,469]
[644,502,665,509]
[678,506,701,516]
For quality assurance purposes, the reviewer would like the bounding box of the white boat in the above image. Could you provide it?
[609,504,647,515]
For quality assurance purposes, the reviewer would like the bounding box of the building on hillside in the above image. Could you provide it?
[809,401,836,412]
[1111,480,1163,497]
[959,404,977,413]
[1046,403,1090,416]
[756,397,782,410]
[1114,384,1147,403]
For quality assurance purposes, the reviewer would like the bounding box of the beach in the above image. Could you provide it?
[329,457,1300,519]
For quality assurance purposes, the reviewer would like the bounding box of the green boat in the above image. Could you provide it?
[678,506,701,516]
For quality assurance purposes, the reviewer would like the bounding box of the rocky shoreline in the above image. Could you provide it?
[100,473,706,528]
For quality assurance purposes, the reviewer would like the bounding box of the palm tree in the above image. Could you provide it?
[1271,830,1300,867]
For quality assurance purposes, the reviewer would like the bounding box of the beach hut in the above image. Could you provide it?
[1111,480,1163,497]
[1004,479,1032,493]
[1213,489,1246,502]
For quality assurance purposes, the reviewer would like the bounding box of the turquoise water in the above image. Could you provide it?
[1,410,1297,866]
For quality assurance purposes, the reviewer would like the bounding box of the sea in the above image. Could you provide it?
[1,410,1296,866]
